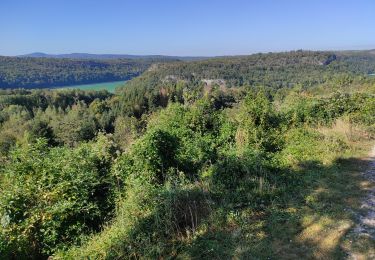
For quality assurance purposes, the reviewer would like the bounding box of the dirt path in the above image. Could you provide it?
[354,145,375,238]
[348,145,375,259]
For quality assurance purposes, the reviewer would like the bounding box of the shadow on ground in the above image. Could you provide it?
[181,156,375,259]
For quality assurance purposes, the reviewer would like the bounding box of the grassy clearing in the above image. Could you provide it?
[181,123,375,259]
[58,120,375,259]
[185,163,373,259]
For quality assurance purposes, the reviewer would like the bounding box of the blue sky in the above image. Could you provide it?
[1,0,374,56]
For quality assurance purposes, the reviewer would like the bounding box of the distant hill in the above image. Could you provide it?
[118,49,375,98]
[0,56,155,89]
[3,50,375,90]
[15,49,375,61]
[336,49,375,56]
[19,52,208,61]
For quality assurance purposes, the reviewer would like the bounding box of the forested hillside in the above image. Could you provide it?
[115,50,375,117]
[2,50,375,90]
[0,51,375,259]
[0,56,172,89]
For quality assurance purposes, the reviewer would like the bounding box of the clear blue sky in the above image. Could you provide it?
[1,0,374,56]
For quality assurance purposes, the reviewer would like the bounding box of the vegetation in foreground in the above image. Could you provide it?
[0,51,374,259]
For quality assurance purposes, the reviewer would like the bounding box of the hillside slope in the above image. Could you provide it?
[114,50,375,117]
[0,56,167,89]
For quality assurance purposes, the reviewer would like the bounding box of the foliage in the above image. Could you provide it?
[0,135,116,258]
[0,50,375,259]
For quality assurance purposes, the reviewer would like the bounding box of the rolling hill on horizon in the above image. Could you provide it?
[17,52,208,61]
[17,49,375,60]
[1,49,375,90]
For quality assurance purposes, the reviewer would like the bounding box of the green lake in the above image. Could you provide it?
[57,80,127,93]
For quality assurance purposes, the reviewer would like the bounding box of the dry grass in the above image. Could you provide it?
[298,216,351,258]
[231,125,375,259]
[317,118,372,142]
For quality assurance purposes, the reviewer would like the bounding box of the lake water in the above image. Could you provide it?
[57,80,126,93]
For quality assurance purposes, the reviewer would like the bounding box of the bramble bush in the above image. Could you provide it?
[0,135,116,258]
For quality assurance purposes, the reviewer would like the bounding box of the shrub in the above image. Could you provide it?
[0,136,116,258]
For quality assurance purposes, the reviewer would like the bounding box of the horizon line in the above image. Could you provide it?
[2,46,375,58]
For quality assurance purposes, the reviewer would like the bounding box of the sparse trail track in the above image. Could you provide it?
[355,146,375,238]
[348,145,375,259]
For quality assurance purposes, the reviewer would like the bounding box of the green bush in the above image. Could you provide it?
[0,135,116,258]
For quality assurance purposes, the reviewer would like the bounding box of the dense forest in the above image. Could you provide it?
[2,50,375,90]
[0,56,175,89]
[115,50,375,117]
[0,51,375,259]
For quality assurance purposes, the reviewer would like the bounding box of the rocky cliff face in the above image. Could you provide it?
[322,54,337,65]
